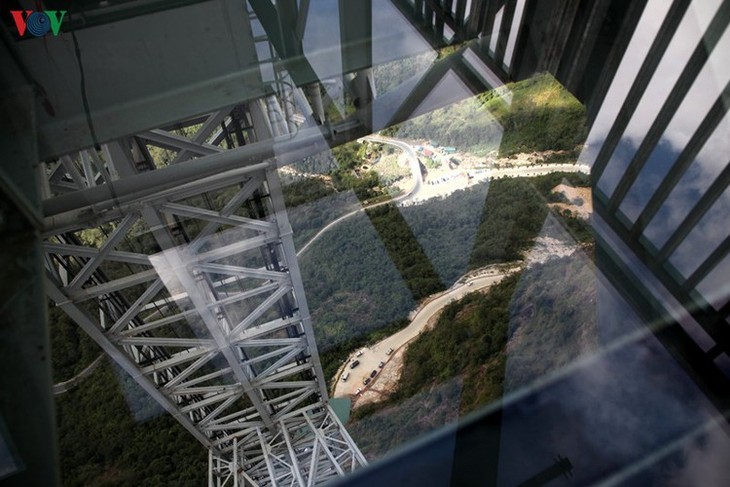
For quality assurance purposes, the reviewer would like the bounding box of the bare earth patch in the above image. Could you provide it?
[549,184,592,219]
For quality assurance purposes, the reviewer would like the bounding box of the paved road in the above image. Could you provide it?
[333,268,517,398]
[296,136,422,257]
[364,135,423,203]
[53,354,104,395]
[296,137,588,257]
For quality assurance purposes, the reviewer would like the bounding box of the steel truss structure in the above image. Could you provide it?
[209,407,364,486]
[25,1,609,484]
[41,97,366,485]
[33,1,513,482]
[7,0,730,485]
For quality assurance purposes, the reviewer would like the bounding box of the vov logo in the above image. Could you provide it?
[11,10,66,37]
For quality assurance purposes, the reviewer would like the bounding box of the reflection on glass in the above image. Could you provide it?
[5,0,727,485]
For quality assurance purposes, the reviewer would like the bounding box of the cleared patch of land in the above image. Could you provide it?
[549,184,592,219]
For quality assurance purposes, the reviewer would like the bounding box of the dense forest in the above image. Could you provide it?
[345,273,521,459]
[49,308,207,486]
[347,252,598,459]
[299,172,591,353]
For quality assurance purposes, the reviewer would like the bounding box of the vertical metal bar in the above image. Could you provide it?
[281,422,307,486]
[103,140,138,179]
[494,0,517,67]
[60,155,87,189]
[80,151,97,187]
[585,0,649,126]
[256,428,279,486]
[306,439,319,487]
[455,0,467,29]
[303,414,345,476]
[38,162,52,199]
[560,0,612,94]
[233,438,239,487]
[264,169,329,399]
[306,84,325,124]
[435,0,449,39]
[480,0,501,42]
[338,0,372,74]
[209,449,214,487]
[465,0,487,38]
[534,0,574,73]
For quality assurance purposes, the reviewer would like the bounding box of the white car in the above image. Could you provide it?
[342,372,349,382]
[356,350,364,357]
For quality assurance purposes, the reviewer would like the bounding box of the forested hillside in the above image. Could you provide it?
[49,169,591,483]
[346,273,520,459]
[503,251,599,392]
[347,252,598,459]
[383,73,587,157]
[300,172,591,353]
[50,308,206,485]
[55,363,207,486]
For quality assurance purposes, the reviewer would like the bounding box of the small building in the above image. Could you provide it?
[442,146,457,154]
[422,149,433,157]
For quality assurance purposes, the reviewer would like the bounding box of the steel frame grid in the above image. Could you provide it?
[43,164,367,484]
[40,94,367,485]
[34,7,525,482]
[209,405,366,486]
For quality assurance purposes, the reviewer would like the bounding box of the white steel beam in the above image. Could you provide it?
[43,94,366,486]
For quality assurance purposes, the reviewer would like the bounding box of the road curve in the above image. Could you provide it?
[332,268,517,399]
[296,136,422,257]
[53,354,105,395]
[364,135,424,203]
[295,137,589,257]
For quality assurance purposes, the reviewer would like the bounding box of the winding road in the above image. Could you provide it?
[296,137,588,257]
[332,267,518,399]
[296,136,422,257]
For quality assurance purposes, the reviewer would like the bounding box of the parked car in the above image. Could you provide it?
[342,372,349,382]
[370,370,377,378]
[355,388,362,395]
[363,378,370,385]
[386,348,394,355]
[378,361,385,368]
[356,350,364,357]
[350,360,360,369]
